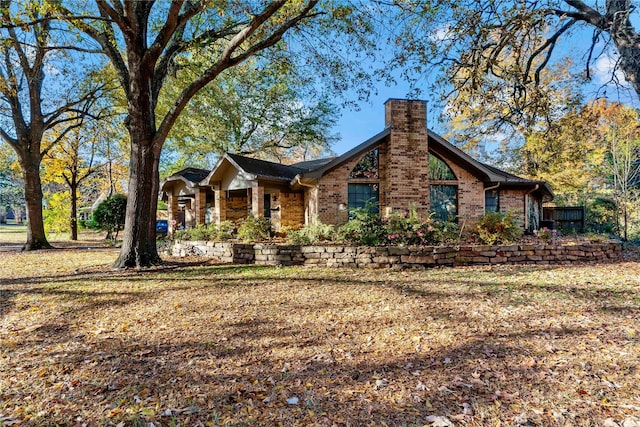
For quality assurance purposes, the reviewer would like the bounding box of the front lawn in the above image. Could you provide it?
[0,248,639,426]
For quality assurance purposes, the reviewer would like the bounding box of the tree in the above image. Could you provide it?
[516,99,610,204]
[92,193,126,240]
[0,1,102,250]
[600,102,640,241]
[0,148,23,223]
[52,1,334,268]
[161,60,338,170]
[42,124,102,240]
[393,1,640,122]
[518,99,640,238]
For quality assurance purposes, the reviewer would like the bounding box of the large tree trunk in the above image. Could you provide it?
[605,1,640,97]
[21,157,52,250]
[112,133,162,268]
[70,181,78,241]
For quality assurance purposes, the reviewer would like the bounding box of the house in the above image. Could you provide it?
[161,99,553,235]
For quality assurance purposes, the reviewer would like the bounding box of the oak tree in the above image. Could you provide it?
[56,1,331,268]
[394,0,640,125]
[0,1,102,249]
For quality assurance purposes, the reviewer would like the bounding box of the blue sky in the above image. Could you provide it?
[329,11,640,158]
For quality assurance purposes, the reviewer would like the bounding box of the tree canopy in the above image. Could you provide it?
[392,0,640,127]
[0,0,104,249]
[160,59,339,173]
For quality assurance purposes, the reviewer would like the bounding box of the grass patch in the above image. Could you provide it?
[0,223,28,243]
[0,249,639,426]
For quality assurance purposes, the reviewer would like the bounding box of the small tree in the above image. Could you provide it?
[92,194,127,241]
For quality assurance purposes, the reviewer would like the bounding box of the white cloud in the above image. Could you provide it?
[592,52,629,87]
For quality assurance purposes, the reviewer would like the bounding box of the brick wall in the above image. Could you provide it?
[436,150,485,222]
[316,153,367,225]
[384,99,430,215]
[270,191,305,231]
[227,194,248,222]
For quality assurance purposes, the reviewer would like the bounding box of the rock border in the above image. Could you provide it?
[170,240,623,268]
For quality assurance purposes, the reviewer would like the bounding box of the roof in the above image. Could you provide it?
[293,126,552,198]
[226,153,306,180]
[161,167,211,191]
[290,157,335,171]
[200,153,310,186]
[299,129,391,180]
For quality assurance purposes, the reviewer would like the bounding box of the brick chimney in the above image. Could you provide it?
[383,99,430,215]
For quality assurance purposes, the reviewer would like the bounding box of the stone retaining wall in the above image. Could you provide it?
[171,240,623,268]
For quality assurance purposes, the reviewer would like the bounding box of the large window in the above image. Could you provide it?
[429,153,456,180]
[430,185,457,221]
[349,148,379,179]
[348,148,380,213]
[485,189,500,213]
[348,183,379,213]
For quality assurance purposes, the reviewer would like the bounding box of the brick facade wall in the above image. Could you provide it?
[499,189,525,216]
[313,99,503,226]
[270,191,305,231]
[384,99,430,215]
[227,194,248,222]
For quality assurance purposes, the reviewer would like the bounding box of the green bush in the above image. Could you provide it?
[475,211,522,245]
[337,207,387,245]
[286,221,336,244]
[586,196,617,234]
[188,224,215,241]
[172,220,236,241]
[173,229,190,240]
[92,194,127,240]
[237,216,272,242]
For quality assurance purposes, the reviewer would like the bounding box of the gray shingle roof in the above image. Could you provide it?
[226,153,306,180]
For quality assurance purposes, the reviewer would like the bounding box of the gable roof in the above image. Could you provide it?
[293,127,552,198]
[290,157,335,171]
[225,153,306,180]
[200,153,312,186]
[298,129,391,180]
[161,167,210,192]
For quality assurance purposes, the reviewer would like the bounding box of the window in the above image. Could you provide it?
[485,189,500,213]
[348,183,379,213]
[430,185,457,221]
[429,153,456,180]
[349,148,379,179]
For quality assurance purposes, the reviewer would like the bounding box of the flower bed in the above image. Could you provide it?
[170,240,623,268]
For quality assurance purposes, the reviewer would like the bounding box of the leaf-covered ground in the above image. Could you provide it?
[1,241,639,426]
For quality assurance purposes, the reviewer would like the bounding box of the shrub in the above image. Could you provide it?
[534,227,556,244]
[171,220,236,241]
[189,223,215,241]
[286,221,336,244]
[384,209,421,245]
[434,219,460,245]
[337,207,387,245]
[173,229,190,240]
[92,194,127,240]
[216,220,235,240]
[237,216,272,242]
[475,211,522,245]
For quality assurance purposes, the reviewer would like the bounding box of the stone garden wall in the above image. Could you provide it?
[171,240,623,268]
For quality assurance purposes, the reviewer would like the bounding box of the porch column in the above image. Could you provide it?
[215,190,227,223]
[251,185,264,218]
[194,188,207,225]
[168,193,178,235]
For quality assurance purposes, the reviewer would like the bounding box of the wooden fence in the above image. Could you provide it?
[542,206,586,233]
